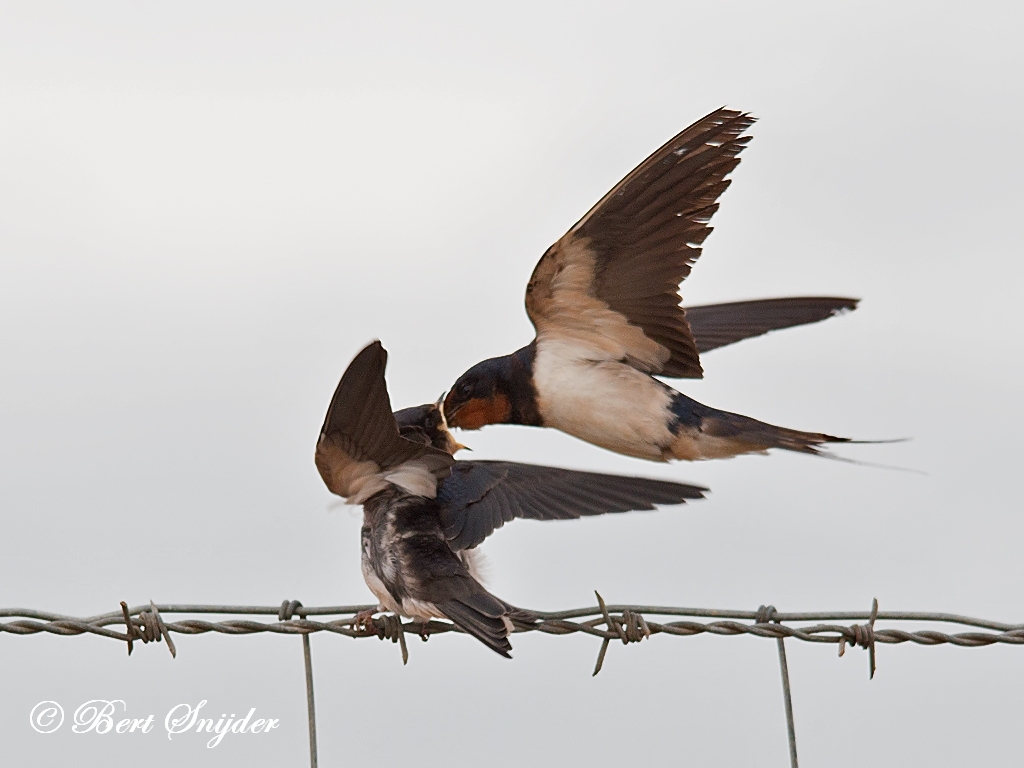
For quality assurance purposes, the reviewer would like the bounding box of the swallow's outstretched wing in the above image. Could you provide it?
[524,108,756,378]
[315,341,454,503]
[437,460,707,551]
[686,297,859,353]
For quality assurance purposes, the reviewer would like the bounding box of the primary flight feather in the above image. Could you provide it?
[443,107,859,462]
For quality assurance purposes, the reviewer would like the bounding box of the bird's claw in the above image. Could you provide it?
[352,608,378,633]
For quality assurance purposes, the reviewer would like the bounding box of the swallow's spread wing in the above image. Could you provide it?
[315,341,454,502]
[686,297,859,353]
[524,108,755,378]
[437,460,707,551]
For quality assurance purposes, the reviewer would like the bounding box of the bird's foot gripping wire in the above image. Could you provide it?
[413,619,432,642]
[351,608,379,635]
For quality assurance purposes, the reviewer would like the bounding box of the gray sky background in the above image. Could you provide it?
[2,2,1022,765]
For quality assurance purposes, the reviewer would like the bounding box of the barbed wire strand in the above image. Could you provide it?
[4,599,1024,768]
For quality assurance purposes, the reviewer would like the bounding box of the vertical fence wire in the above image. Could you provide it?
[302,631,318,768]
[759,605,798,767]
[277,600,318,768]
[775,627,799,768]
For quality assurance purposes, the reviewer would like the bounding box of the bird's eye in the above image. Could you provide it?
[457,380,474,398]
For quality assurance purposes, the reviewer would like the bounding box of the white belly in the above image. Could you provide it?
[361,555,444,621]
[361,558,397,612]
[532,343,676,460]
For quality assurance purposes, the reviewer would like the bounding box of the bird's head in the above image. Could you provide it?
[443,356,515,431]
[393,401,468,455]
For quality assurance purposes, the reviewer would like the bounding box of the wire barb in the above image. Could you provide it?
[592,592,651,675]
[838,597,879,679]
[374,614,409,665]
[119,601,136,656]
[145,601,177,658]
[118,600,176,658]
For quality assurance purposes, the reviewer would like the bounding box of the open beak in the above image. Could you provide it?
[438,390,464,427]
[440,390,459,425]
[437,392,470,453]
[447,437,471,454]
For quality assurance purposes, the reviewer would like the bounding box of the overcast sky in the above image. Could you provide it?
[2,2,1022,765]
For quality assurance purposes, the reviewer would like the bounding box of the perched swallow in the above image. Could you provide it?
[315,341,706,656]
[444,107,857,462]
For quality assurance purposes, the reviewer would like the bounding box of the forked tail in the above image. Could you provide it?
[669,392,855,461]
[437,590,514,658]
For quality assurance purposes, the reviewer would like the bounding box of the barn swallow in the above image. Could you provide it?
[315,341,706,656]
[443,107,859,462]
[393,400,467,454]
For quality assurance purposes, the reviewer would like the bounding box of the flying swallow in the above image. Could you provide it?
[315,341,706,656]
[444,107,858,462]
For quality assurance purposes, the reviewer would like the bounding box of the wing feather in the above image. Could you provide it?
[315,342,453,501]
[437,460,707,551]
[685,297,859,353]
[525,108,755,377]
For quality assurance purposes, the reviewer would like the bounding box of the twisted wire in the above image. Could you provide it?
[3,602,1021,652]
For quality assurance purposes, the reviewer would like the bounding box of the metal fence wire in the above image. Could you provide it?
[4,596,1024,768]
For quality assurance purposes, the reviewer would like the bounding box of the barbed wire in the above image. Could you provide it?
[4,599,1023,659]
[4,597,1023,768]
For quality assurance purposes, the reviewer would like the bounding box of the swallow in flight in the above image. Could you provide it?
[444,108,857,462]
[315,341,706,656]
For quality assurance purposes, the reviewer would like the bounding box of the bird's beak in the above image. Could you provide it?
[438,392,452,426]
[437,394,469,453]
